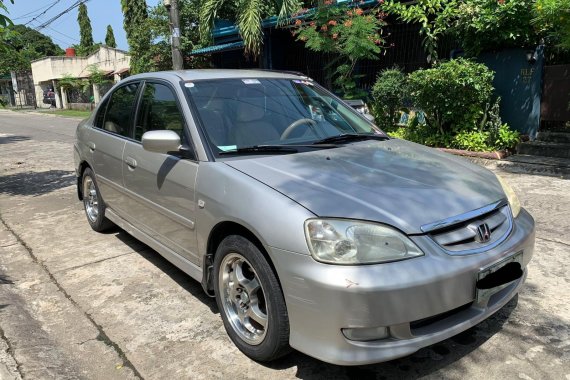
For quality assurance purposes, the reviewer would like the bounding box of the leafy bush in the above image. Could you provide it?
[371,68,408,130]
[293,2,387,98]
[533,0,570,51]
[453,0,537,56]
[407,58,495,135]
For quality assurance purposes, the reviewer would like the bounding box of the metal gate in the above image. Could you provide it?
[541,64,570,130]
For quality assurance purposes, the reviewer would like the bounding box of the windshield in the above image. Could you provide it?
[184,78,385,156]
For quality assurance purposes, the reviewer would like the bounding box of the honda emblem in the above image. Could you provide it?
[476,223,491,243]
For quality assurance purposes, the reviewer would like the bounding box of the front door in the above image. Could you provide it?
[122,81,200,264]
[88,82,140,214]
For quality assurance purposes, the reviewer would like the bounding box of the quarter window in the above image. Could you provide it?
[103,82,140,137]
[135,83,185,141]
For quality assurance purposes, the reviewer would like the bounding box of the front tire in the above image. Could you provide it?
[82,167,113,232]
[214,235,291,362]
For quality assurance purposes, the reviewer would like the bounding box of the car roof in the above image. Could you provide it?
[126,69,307,82]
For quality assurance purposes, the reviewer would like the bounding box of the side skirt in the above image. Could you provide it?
[105,208,204,285]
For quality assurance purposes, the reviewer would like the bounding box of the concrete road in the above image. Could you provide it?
[0,110,568,380]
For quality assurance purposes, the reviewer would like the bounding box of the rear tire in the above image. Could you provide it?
[82,167,113,232]
[214,235,291,362]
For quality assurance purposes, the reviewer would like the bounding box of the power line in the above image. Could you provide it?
[35,0,89,31]
[45,25,79,44]
[24,0,62,26]
[12,1,58,20]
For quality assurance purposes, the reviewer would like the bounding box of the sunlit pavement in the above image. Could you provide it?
[1,110,568,379]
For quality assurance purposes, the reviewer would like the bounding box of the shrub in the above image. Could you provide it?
[407,58,495,135]
[453,0,537,56]
[371,68,408,130]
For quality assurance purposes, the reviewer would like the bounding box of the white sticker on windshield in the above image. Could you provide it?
[218,145,237,152]
[293,79,314,86]
[242,79,261,84]
[184,82,195,88]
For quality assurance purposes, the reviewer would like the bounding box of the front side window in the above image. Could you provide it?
[103,82,140,137]
[185,78,383,156]
[135,83,185,141]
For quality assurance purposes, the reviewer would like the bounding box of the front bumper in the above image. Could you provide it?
[268,208,535,365]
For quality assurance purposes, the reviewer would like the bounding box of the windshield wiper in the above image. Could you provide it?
[312,133,389,145]
[219,145,299,155]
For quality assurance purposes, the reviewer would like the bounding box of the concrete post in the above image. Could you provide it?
[61,87,68,109]
[92,83,101,104]
[34,84,43,108]
[52,80,62,109]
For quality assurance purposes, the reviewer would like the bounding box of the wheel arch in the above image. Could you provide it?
[77,161,92,200]
[202,221,283,297]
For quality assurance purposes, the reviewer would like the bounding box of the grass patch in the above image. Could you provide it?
[52,109,93,118]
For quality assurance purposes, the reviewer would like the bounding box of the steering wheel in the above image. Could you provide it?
[280,118,318,140]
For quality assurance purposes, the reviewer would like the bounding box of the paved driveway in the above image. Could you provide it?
[0,110,568,379]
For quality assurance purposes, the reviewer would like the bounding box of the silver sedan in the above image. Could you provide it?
[74,70,535,365]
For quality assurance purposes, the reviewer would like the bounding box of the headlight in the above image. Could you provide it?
[495,174,521,218]
[304,219,424,265]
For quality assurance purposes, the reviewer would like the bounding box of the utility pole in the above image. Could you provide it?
[164,0,183,70]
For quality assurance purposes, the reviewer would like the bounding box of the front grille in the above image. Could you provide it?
[429,205,512,254]
[410,302,473,332]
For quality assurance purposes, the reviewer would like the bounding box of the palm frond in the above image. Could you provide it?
[199,0,226,46]
[276,0,300,25]
[238,0,263,57]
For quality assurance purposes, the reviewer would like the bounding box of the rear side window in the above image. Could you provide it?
[135,83,185,141]
[102,82,140,137]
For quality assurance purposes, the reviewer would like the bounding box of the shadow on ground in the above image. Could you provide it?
[113,230,218,313]
[0,135,30,145]
[0,170,75,196]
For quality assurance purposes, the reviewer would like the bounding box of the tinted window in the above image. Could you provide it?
[185,78,381,155]
[135,83,185,141]
[94,98,108,129]
[103,82,140,137]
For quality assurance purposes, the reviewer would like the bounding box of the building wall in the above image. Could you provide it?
[30,46,131,108]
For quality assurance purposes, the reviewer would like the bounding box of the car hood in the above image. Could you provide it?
[224,139,506,234]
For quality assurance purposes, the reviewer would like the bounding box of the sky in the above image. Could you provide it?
[4,0,162,52]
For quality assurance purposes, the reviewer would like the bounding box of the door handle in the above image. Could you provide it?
[125,156,137,168]
[87,142,96,151]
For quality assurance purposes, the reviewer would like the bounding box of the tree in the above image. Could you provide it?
[78,2,94,49]
[0,0,14,54]
[533,0,570,51]
[293,2,388,98]
[453,0,537,56]
[105,25,116,48]
[382,0,458,64]
[0,24,64,74]
[121,0,153,73]
[199,0,298,58]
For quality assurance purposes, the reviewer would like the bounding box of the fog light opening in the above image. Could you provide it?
[342,326,389,342]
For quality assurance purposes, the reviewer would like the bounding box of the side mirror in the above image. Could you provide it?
[142,130,181,154]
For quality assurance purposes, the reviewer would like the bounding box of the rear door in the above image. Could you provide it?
[88,81,141,213]
[122,81,200,264]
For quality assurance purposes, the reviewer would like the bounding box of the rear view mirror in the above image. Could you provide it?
[142,130,181,154]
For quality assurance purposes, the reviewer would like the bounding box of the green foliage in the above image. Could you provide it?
[105,25,116,48]
[452,124,520,151]
[382,0,457,64]
[407,58,495,135]
[533,0,570,51]
[371,68,408,130]
[293,2,387,98]
[78,3,94,48]
[121,0,153,74]
[199,0,299,57]
[73,42,102,57]
[143,0,212,70]
[388,61,521,152]
[0,0,14,54]
[453,0,537,56]
[0,24,64,74]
